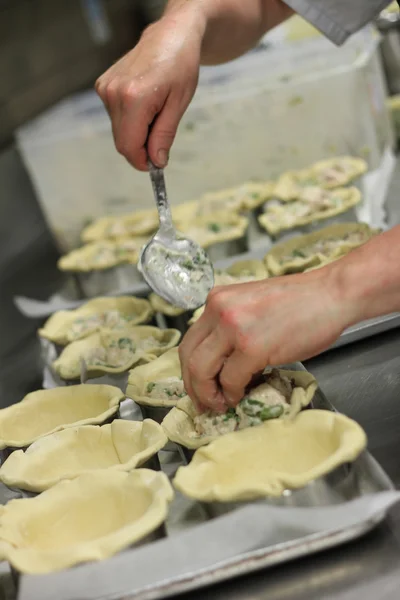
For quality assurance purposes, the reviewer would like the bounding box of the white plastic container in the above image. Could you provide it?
[16,25,393,250]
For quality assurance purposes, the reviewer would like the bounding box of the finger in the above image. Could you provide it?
[179,312,214,405]
[187,329,233,413]
[114,79,169,171]
[219,348,266,407]
[147,90,188,168]
[179,315,213,407]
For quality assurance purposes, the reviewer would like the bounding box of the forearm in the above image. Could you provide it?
[330,225,400,327]
[163,0,293,65]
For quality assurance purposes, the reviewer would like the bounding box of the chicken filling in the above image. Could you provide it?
[193,369,295,436]
[280,230,369,264]
[145,376,186,402]
[68,310,137,340]
[83,335,162,368]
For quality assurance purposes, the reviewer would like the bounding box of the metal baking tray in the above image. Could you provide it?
[117,365,395,597]
[73,263,144,298]
[13,363,398,600]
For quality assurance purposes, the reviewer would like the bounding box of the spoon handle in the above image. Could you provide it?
[148,160,174,235]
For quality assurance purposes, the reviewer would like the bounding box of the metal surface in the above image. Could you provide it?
[75,264,144,298]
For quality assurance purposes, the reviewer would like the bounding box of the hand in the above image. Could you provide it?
[179,267,355,413]
[95,9,205,171]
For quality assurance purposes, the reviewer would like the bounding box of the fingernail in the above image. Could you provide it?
[157,149,169,167]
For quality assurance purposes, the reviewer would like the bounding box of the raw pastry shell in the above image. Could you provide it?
[0,385,124,450]
[311,156,367,189]
[188,306,204,326]
[222,258,268,280]
[173,409,367,502]
[178,211,249,249]
[258,186,361,236]
[0,469,173,574]
[38,296,154,346]
[273,157,367,201]
[149,293,186,317]
[53,326,181,381]
[196,182,275,214]
[126,348,182,408]
[161,369,318,449]
[0,419,167,492]
[58,237,147,273]
[265,222,377,276]
[81,210,159,243]
[272,168,318,202]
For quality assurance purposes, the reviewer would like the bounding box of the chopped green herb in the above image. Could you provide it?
[292,249,306,259]
[223,407,237,421]
[259,405,284,421]
[208,223,221,233]
[146,382,156,393]
[182,259,194,270]
[245,398,264,406]
[288,95,304,107]
[118,337,134,350]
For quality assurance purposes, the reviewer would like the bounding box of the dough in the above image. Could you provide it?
[126,347,184,408]
[38,296,154,345]
[0,385,124,449]
[259,186,361,236]
[265,222,378,276]
[162,369,317,449]
[179,212,248,249]
[0,469,173,574]
[0,419,167,492]
[53,326,181,380]
[173,409,367,502]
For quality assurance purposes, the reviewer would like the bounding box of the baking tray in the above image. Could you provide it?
[13,362,399,600]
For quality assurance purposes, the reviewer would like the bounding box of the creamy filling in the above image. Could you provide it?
[144,243,214,308]
[145,376,186,402]
[83,335,162,369]
[193,369,294,436]
[281,231,368,264]
[184,222,230,245]
[266,191,343,226]
[68,310,136,340]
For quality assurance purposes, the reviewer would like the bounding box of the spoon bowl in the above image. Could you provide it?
[138,161,214,310]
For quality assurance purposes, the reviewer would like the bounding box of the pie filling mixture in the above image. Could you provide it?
[68,310,138,340]
[265,189,347,227]
[193,369,295,437]
[67,238,145,271]
[145,244,214,307]
[286,159,363,191]
[83,335,162,368]
[184,221,232,246]
[145,377,186,401]
[106,216,157,238]
[280,230,370,264]
[313,159,363,186]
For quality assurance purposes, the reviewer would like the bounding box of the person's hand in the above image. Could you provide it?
[95,7,205,171]
[179,267,356,413]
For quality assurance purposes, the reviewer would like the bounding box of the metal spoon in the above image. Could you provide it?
[138,161,214,310]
